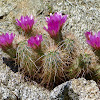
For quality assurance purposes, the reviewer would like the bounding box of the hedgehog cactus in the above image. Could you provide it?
[17,40,39,78]
[85,31,100,50]
[85,31,100,82]
[17,34,44,79]
[44,12,67,44]
[0,33,16,58]
[41,45,67,87]
[66,53,92,79]
[40,37,79,88]
[16,15,36,36]
[1,12,99,89]
[27,34,43,55]
[85,31,100,58]
[90,64,100,83]
[15,13,93,88]
[93,65,100,80]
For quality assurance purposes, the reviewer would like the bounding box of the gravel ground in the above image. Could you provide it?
[0,0,100,99]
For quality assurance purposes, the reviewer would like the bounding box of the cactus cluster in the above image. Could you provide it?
[0,13,100,89]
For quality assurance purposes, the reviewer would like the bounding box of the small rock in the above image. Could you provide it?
[50,78,100,100]
[0,0,17,17]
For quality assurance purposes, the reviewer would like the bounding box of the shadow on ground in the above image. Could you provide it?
[3,57,19,73]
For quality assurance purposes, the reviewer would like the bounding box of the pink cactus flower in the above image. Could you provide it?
[28,34,43,49]
[44,12,68,38]
[16,15,35,33]
[0,33,15,49]
[85,31,100,49]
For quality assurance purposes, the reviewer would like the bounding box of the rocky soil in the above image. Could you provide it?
[0,0,100,99]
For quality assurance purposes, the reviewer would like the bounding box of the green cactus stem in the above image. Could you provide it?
[3,46,16,59]
[17,40,39,78]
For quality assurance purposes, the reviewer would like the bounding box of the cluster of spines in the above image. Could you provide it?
[0,13,100,89]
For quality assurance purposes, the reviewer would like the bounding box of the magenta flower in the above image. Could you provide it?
[0,33,15,49]
[28,35,43,49]
[16,15,35,33]
[44,12,68,38]
[85,31,100,49]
